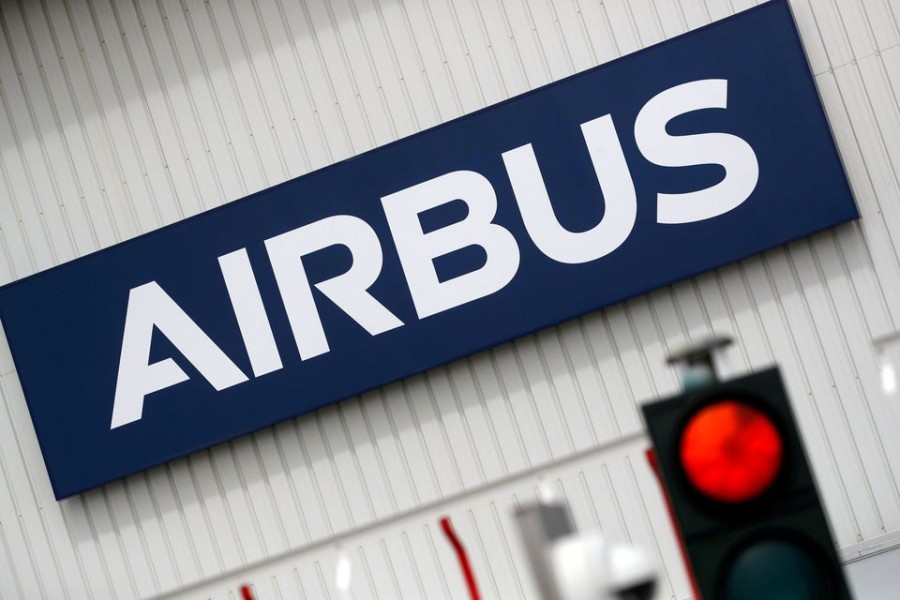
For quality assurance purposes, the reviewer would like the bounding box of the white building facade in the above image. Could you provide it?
[0,0,899,598]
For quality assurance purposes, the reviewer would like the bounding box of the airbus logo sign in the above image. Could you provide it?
[112,78,758,430]
[0,1,858,498]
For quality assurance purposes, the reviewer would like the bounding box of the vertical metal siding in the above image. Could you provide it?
[0,0,897,598]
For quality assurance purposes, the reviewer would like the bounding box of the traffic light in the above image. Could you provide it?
[642,367,852,599]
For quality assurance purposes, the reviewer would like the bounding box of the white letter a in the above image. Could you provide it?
[110,281,248,429]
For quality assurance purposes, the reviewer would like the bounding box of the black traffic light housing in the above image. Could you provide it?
[642,367,852,599]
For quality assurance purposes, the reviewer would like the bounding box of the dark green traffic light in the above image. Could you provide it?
[722,537,833,599]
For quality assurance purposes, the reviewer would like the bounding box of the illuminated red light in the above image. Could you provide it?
[679,400,783,503]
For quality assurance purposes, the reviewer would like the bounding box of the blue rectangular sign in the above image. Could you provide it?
[0,0,858,499]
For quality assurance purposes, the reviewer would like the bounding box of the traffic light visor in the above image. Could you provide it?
[679,400,783,503]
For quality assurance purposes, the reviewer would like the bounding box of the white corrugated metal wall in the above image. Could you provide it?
[0,0,898,598]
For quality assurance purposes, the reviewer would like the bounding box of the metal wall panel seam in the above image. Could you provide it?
[185,452,247,569]
[834,0,879,58]
[602,0,647,56]
[789,0,832,74]
[56,0,150,239]
[496,0,550,89]
[471,352,531,474]
[180,0,267,194]
[626,0,668,47]
[440,0,495,110]
[130,452,199,580]
[862,0,900,49]
[490,343,555,464]
[855,54,900,241]
[556,0,604,71]
[298,0,375,156]
[675,0,712,29]
[762,248,870,543]
[34,0,121,249]
[624,299,679,398]
[0,6,73,268]
[356,393,413,514]
[448,0,507,106]
[832,62,900,296]
[197,0,281,190]
[315,408,376,529]
[0,413,47,598]
[570,318,634,443]
[223,0,298,180]
[0,513,23,599]
[579,0,624,65]
[807,233,900,528]
[336,0,406,143]
[254,0,328,174]
[253,429,311,549]
[125,472,185,589]
[82,488,140,598]
[536,328,599,451]
[355,0,428,144]
[829,225,895,338]
[369,388,424,511]
[701,0,736,21]
[106,0,208,220]
[371,0,444,133]
[251,432,297,554]
[513,335,578,456]
[0,229,17,287]
[650,0,691,39]
[18,0,102,256]
[272,421,326,545]
[203,0,293,186]
[96,0,194,226]
[0,377,80,599]
[447,359,507,481]
[342,400,401,521]
[8,1,87,262]
[720,264,775,371]
[576,315,634,437]
[317,0,387,150]
[45,0,144,246]
[622,457,677,599]
[787,240,889,534]
[272,0,352,166]
[296,0,366,158]
[0,117,38,279]
[404,0,468,120]
[0,30,59,273]
[228,436,287,557]
[154,0,249,202]
[359,0,426,139]
[102,482,159,597]
[603,305,659,415]
[814,69,900,325]
[74,0,174,231]
[125,0,229,214]
[555,322,614,444]
[492,499,530,597]
[475,0,531,97]
[424,0,491,113]
[406,374,462,497]
[93,0,198,225]
[425,366,489,490]
[355,399,407,518]
[210,444,265,564]
[461,355,519,478]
